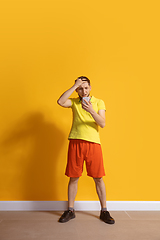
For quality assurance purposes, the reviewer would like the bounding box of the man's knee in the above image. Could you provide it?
[69,177,79,183]
[93,177,103,184]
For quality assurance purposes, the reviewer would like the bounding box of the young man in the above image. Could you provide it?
[57,76,115,224]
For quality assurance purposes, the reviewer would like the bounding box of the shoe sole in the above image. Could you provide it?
[100,216,115,224]
[59,215,75,223]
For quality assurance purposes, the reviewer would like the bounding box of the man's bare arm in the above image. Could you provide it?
[91,109,106,128]
[57,78,83,108]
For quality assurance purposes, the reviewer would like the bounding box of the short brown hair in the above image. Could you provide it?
[75,76,90,85]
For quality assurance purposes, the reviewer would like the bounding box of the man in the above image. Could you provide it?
[57,76,115,224]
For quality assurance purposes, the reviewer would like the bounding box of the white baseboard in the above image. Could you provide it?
[0,201,160,211]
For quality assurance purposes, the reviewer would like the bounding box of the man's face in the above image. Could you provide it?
[76,81,91,98]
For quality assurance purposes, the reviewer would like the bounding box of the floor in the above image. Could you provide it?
[0,211,160,240]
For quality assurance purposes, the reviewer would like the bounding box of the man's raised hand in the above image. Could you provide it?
[74,78,83,89]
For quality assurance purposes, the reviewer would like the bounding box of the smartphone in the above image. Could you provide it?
[82,97,90,104]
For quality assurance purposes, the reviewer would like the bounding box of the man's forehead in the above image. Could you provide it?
[80,81,89,87]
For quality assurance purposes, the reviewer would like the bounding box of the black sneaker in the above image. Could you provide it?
[58,210,76,223]
[100,210,115,224]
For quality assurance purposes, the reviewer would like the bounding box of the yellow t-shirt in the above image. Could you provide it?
[68,96,106,144]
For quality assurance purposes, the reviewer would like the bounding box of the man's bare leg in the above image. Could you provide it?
[94,177,107,209]
[94,177,115,224]
[59,177,79,222]
[68,177,79,208]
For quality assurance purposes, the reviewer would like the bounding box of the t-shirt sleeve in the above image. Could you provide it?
[97,99,106,111]
[69,98,74,108]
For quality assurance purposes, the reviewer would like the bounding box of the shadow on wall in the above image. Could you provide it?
[0,112,65,200]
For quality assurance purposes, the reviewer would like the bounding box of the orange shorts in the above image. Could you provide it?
[65,139,105,178]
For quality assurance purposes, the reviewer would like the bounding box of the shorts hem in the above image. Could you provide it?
[65,173,82,178]
[87,174,106,178]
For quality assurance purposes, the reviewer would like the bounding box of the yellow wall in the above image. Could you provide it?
[0,0,160,201]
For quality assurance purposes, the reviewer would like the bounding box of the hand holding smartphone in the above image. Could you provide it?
[82,97,90,104]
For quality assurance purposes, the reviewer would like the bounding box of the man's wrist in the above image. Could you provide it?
[72,84,78,90]
[90,109,96,116]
